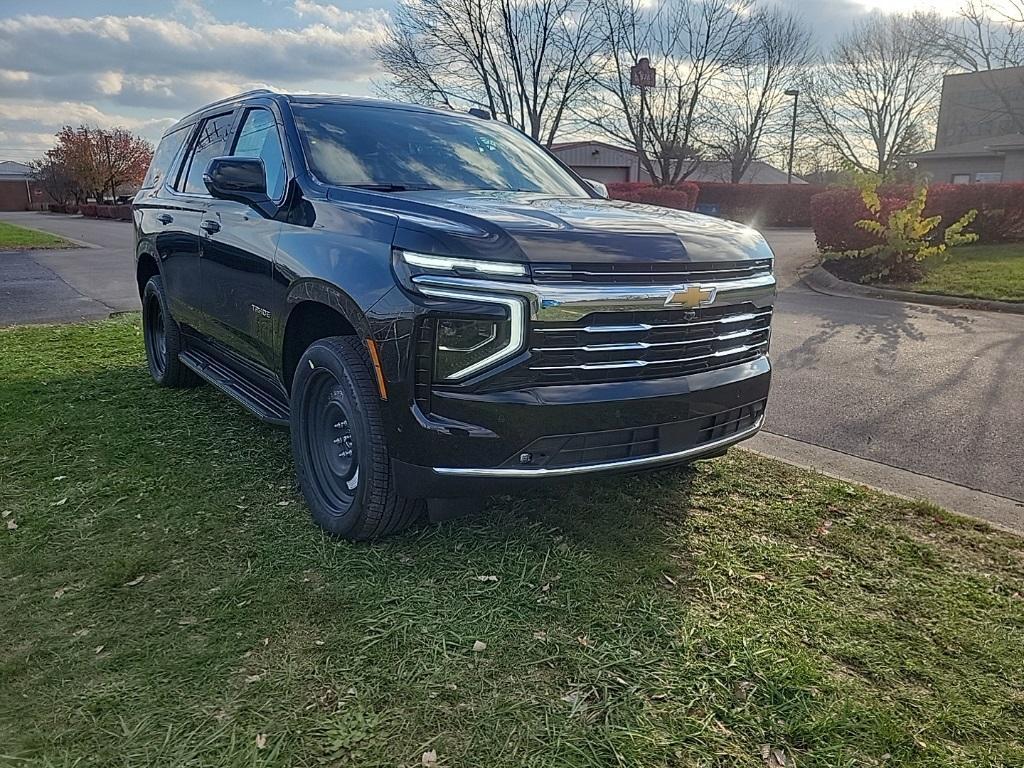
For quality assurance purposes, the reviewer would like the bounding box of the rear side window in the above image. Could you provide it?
[177,112,236,195]
[141,126,190,190]
[231,108,287,201]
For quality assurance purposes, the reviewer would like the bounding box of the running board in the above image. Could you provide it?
[179,349,290,427]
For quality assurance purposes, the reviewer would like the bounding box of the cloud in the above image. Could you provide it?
[0,12,389,105]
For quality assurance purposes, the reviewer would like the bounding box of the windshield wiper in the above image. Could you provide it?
[344,183,440,192]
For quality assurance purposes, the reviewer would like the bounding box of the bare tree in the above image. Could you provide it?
[703,9,813,183]
[803,14,940,177]
[916,2,1024,72]
[583,0,755,185]
[915,3,1024,138]
[375,0,598,146]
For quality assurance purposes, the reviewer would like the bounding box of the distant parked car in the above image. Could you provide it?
[133,90,775,539]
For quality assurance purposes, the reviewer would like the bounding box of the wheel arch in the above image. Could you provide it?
[281,280,372,393]
[136,250,160,298]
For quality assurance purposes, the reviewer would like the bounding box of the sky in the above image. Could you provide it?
[0,0,965,163]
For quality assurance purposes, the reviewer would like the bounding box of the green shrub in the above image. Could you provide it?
[826,175,978,283]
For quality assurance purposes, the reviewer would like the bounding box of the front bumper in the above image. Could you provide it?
[390,357,771,497]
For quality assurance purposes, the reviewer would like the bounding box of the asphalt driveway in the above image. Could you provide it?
[0,211,137,325]
[2,212,1022,511]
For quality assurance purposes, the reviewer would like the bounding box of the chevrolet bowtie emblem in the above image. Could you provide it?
[665,284,717,309]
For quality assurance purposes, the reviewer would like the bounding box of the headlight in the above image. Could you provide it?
[416,286,527,381]
[402,250,527,277]
[435,318,511,379]
[394,249,530,286]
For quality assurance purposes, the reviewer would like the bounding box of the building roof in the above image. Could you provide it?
[549,141,805,184]
[913,133,1024,159]
[549,140,638,154]
[0,160,32,179]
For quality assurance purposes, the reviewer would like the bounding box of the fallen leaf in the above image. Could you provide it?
[421,749,438,766]
[532,630,548,641]
[52,476,67,481]
[245,674,263,684]
[663,573,677,586]
[314,640,325,646]
[1,510,11,518]
[255,733,267,750]
[73,628,90,638]
[576,635,590,647]
[123,575,145,587]
[760,745,787,767]
[51,497,68,507]
[53,587,67,599]
[472,640,487,652]
[7,519,18,530]
[474,575,499,582]
[276,500,290,506]
[94,645,104,654]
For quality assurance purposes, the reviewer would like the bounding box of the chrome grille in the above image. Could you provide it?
[532,259,773,284]
[527,304,771,383]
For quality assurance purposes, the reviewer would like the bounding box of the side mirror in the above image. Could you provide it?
[204,156,269,206]
[583,178,609,199]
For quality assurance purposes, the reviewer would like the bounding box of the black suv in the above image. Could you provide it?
[133,90,775,539]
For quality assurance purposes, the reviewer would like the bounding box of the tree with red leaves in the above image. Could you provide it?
[43,125,153,203]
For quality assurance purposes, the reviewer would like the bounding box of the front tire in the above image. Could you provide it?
[142,275,200,388]
[290,336,422,540]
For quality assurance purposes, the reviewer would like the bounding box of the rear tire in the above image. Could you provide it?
[142,275,201,388]
[290,336,423,540]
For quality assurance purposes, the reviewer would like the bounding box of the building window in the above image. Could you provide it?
[951,174,971,184]
[975,172,1002,183]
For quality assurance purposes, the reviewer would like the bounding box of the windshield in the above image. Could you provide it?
[291,103,589,197]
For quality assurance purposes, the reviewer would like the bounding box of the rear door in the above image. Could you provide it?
[199,105,287,369]
[162,110,237,333]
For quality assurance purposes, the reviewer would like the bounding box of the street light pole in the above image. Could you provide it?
[785,88,799,185]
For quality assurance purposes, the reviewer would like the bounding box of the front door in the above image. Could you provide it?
[198,106,288,370]
[164,110,237,335]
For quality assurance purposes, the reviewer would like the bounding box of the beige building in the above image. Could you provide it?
[913,66,1024,183]
[549,141,804,184]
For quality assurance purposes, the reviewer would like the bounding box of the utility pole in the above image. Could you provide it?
[630,58,656,182]
[785,89,799,184]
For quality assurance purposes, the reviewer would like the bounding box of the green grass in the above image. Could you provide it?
[2,317,1023,767]
[893,243,1024,302]
[0,220,71,250]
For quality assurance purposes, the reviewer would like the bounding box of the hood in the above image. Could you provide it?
[328,188,774,265]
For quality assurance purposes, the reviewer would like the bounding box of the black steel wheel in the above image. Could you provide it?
[290,336,422,540]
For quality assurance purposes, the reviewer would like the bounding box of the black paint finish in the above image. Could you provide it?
[134,91,775,497]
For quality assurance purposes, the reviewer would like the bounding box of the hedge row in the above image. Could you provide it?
[607,182,700,211]
[44,203,132,220]
[606,181,821,227]
[694,183,822,228]
[811,183,1024,251]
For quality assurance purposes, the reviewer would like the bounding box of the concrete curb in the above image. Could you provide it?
[745,431,1024,536]
[802,264,1024,315]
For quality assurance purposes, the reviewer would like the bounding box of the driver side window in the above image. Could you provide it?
[232,108,287,201]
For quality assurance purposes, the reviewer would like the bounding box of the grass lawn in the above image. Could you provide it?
[892,243,1024,303]
[2,317,1023,767]
[0,220,71,250]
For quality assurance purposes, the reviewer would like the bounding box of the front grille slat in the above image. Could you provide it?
[530,341,768,372]
[526,303,772,384]
[532,259,773,284]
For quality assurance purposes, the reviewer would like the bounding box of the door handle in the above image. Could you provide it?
[156,213,173,225]
[200,219,221,234]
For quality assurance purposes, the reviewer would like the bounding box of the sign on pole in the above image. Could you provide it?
[630,58,656,89]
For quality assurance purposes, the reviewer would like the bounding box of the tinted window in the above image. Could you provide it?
[142,125,190,189]
[291,104,587,197]
[178,112,235,195]
[231,108,286,200]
